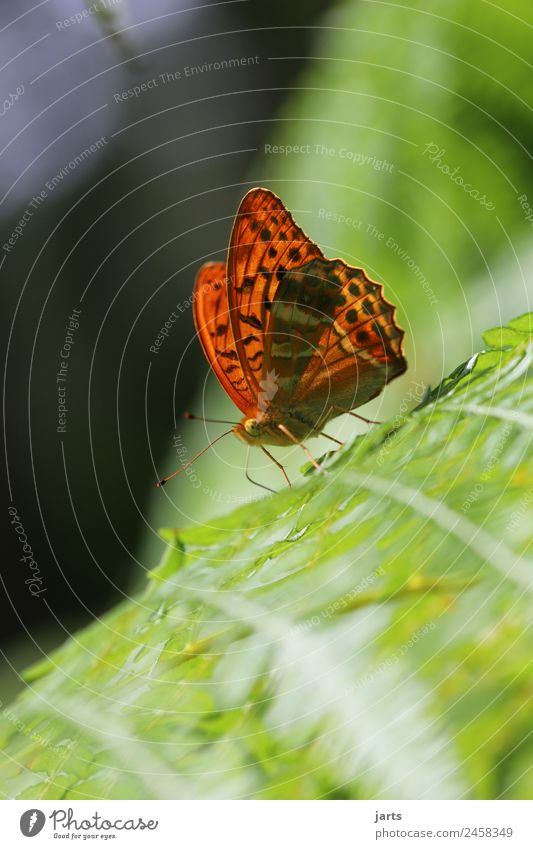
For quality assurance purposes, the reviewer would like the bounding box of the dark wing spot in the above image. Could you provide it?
[261,228,271,241]
[220,349,238,361]
[335,294,347,307]
[346,308,358,323]
[276,265,286,281]
[288,248,301,261]
[271,215,279,225]
[216,323,228,336]
[279,231,288,241]
[362,298,374,316]
[244,276,254,288]
[349,281,361,296]
[356,329,369,343]
[268,246,277,258]
[238,312,262,329]
[250,219,259,231]
[243,334,259,345]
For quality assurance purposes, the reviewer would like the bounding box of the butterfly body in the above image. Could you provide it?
[191,187,406,480]
[232,408,331,447]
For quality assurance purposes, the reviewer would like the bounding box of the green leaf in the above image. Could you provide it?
[1,315,532,800]
[508,314,533,334]
[482,312,533,350]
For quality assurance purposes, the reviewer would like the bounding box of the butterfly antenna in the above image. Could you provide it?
[156,429,233,488]
[184,411,238,425]
[244,445,276,494]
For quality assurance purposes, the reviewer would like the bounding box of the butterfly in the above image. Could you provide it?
[158,187,406,489]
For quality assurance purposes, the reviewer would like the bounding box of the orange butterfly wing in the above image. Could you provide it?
[226,188,405,421]
[192,261,255,416]
[266,257,406,419]
[194,188,406,429]
[226,188,325,401]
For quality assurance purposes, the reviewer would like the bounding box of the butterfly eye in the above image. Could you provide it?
[243,418,260,437]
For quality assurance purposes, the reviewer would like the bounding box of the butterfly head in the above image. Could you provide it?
[233,416,263,444]
[233,412,314,447]
[243,417,261,437]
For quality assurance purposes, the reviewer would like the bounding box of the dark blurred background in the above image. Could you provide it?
[1,0,339,698]
[2,0,532,700]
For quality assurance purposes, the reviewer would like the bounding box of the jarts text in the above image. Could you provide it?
[374,811,402,823]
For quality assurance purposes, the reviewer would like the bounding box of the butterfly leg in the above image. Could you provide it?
[245,445,277,493]
[260,445,292,488]
[335,407,382,426]
[320,432,344,446]
[277,424,326,473]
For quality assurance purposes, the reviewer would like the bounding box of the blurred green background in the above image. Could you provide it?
[2,0,532,706]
